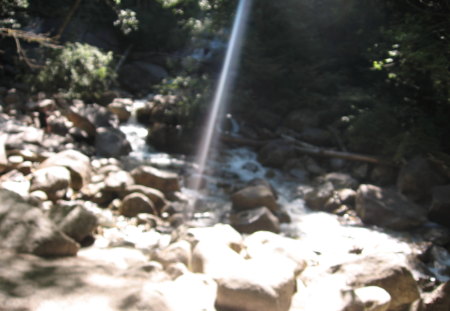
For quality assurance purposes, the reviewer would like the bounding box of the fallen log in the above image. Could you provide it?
[220,134,394,166]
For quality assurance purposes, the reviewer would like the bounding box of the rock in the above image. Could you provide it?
[147,122,192,154]
[0,134,7,172]
[107,98,132,123]
[123,185,167,212]
[30,166,71,201]
[95,127,131,158]
[244,231,308,276]
[39,149,92,191]
[136,102,153,125]
[355,184,427,230]
[354,286,391,311]
[184,224,243,253]
[258,140,297,168]
[152,240,191,268]
[0,189,79,257]
[337,188,357,206]
[397,156,447,202]
[231,184,278,213]
[230,207,280,234]
[335,255,421,310]
[119,62,169,93]
[304,181,334,210]
[429,185,450,227]
[214,257,297,311]
[131,165,180,193]
[410,281,450,311]
[48,204,98,247]
[120,192,157,217]
[74,101,119,128]
[104,170,134,193]
[320,172,359,190]
[0,169,30,197]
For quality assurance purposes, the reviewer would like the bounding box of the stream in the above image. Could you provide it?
[118,99,450,287]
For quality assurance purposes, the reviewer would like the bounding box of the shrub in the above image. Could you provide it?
[33,42,115,100]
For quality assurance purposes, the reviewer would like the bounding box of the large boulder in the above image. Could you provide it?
[95,127,131,158]
[131,165,180,193]
[335,255,421,311]
[355,184,427,230]
[38,149,92,191]
[231,184,278,213]
[304,181,335,210]
[123,185,167,213]
[214,257,297,311]
[30,166,71,201]
[0,189,79,257]
[429,185,450,227]
[397,156,447,202]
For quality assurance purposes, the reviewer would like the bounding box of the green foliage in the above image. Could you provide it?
[33,43,115,100]
[154,73,212,130]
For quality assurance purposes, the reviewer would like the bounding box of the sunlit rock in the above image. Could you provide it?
[244,231,307,276]
[30,166,71,201]
[152,240,191,269]
[184,224,243,252]
[39,149,92,191]
[214,256,297,311]
[104,170,134,193]
[334,255,420,310]
[356,184,427,230]
[354,286,391,311]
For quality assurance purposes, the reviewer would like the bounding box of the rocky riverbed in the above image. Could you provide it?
[0,91,450,311]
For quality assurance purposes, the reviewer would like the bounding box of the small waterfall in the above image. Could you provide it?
[192,0,253,192]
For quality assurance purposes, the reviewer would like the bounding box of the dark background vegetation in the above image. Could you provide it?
[1,0,449,162]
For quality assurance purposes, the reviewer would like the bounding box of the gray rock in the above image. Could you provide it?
[230,206,280,234]
[356,184,427,230]
[95,127,131,158]
[123,185,167,212]
[120,192,157,217]
[0,189,79,257]
[48,204,98,246]
[304,181,334,210]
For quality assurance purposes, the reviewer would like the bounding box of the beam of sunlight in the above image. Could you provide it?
[192,0,253,197]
